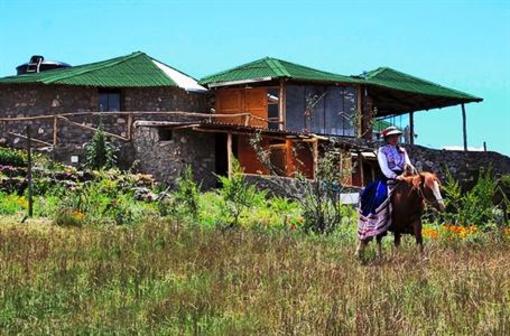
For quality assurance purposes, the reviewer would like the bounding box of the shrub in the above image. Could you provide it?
[84,127,117,170]
[174,166,201,221]
[442,168,501,227]
[217,159,264,228]
[0,147,26,167]
[0,192,27,215]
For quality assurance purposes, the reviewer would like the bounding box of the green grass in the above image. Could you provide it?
[0,218,508,335]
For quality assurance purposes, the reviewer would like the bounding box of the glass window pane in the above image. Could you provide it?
[285,85,305,131]
[108,93,120,112]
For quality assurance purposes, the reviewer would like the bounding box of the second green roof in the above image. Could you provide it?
[200,57,361,86]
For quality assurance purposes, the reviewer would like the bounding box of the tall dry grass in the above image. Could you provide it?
[0,218,508,335]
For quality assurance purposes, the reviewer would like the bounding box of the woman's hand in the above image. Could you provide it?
[396,175,405,181]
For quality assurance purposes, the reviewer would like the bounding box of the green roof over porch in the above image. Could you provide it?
[357,67,483,116]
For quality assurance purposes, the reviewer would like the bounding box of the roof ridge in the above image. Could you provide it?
[264,58,291,77]
[41,51,146,84]
[147,55,202,83]
[200,57,270,82]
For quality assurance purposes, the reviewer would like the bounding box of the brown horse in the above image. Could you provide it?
[356,172,445,259]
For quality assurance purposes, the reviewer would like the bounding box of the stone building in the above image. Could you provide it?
[1,52,496,191]
[0,51,209,168]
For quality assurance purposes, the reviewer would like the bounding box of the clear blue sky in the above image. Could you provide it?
[1,0,508,155]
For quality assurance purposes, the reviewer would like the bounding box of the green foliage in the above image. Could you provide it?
[217,159,265,227]
[174,166,201,221]
[442,168,500,227]
[298,149,346,234]
[53,173,155,226]
[84,127,117,170]
[0,192,27,215]
[0,147,26,167]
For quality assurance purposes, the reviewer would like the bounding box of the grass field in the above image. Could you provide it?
[0,216,508,335]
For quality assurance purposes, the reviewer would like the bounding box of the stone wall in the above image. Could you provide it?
[0,84,209,167]
[132,126,216,189]
[406,144,510,189]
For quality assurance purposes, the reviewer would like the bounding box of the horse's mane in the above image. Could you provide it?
[401,172,439,191]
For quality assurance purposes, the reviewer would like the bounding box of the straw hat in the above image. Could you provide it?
[381,126,403,138]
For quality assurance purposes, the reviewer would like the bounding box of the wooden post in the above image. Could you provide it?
[409,111,414,145]
[357,151,364,187]
[312,139,319,180]
[127,113,133,140]
[53,116,58,146]
[26,126,33,218]
[227,132,232,178]
[462,103,467,151]
[356,84,364,138]
[278,79,285,130]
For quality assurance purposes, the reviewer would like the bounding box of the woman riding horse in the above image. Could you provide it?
[357,126,416,243]
[356,126,446,258]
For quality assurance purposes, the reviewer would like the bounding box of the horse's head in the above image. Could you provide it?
[409,172,446,212]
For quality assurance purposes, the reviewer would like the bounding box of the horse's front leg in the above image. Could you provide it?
[376,235,384,259]
[413,220,424,255]
[355,239,368,259]
[392,232,401,256]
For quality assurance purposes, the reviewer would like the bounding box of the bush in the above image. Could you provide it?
[0,147,26,167]
[298,152,344,234]
[0,192,27,215]
[442,168,502,227]
[84,127,118,170]
[217,159,265,228]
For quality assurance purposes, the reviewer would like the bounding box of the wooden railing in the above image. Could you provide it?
[0,111,282,147]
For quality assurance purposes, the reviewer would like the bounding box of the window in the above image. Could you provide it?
[98,89,121,112]
[158,129,173,141]
[267,88,280,130]
[286,85,358,136]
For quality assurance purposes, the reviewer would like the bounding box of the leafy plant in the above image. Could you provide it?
[217,159,264,228]
[84,127,118,170]
[298,149,346,234]
[442,168,501,227]
[157,166,201,222]
[0,147,26,167]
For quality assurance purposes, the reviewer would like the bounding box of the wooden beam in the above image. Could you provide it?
[8,132,53,146]
[356,85,363,137]
[58,116,129,141]
[53,116,58,146]
[312,139,319,180]
[227,132,233,178]
[127,113,133,140]
[462,103,467,151]
[357,151,364,187]
[278,79,285,130]
[26,126,33,218]
[409,111,414,145]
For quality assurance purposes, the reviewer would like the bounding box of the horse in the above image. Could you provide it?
[355,172,445,259]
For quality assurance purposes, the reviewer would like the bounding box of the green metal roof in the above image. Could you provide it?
[360,67,482,102]
[0,51,206,91]
[200,57,361,86]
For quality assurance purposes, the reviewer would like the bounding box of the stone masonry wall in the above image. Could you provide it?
[406,144,510,189]
[0,84,209,167]
[132,126,216,189]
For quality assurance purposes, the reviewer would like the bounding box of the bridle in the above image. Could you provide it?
[414,179,444,209]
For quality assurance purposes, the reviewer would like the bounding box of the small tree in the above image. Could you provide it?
[250,132,348,234]
[217,159,262,228]
[84,127,117,170]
